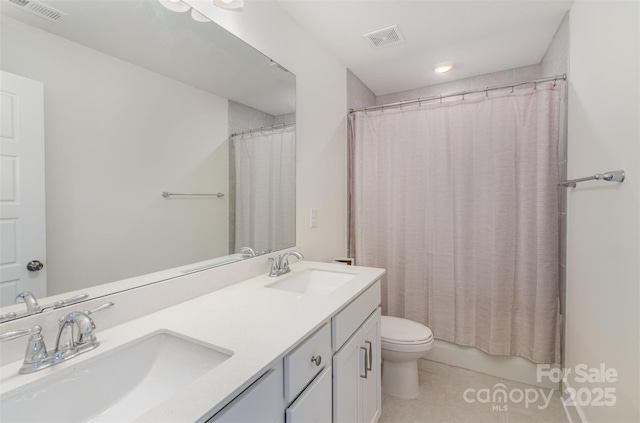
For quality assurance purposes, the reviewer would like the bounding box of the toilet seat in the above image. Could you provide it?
[381,316,433,345]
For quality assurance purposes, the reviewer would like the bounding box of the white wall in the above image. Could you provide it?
[347,69,376,111]
[1,17,230,294]
[566,1,640,422]
[375,64,542,105]
[186,0,349,262]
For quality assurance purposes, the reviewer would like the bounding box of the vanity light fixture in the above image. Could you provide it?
[158,0,190,12]
[158,0,244,21]
[433,62,455,73]
[190,8,210,22]
[213,0,244,8]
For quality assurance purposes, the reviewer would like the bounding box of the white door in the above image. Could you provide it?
[0,71,47,306]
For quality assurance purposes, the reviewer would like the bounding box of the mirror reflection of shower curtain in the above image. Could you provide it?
[233,126,295,254]
[350,84,564,364]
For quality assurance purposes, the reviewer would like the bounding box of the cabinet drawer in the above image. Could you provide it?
[284,323,331,402]
[285,367,332,423]
[331,280,381,351]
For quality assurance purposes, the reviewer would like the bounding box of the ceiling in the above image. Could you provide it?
[279,0,573,96]
[1,0,295,116]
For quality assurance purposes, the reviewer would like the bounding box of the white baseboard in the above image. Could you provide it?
[425,339,560,390]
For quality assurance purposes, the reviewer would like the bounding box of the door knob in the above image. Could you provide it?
[26,260,44,271]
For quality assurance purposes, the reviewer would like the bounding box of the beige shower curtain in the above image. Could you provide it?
[350,85,562,364]
[233,126,295,254]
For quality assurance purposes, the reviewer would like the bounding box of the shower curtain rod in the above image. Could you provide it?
[349,74,567,114]
[231,121,295,138]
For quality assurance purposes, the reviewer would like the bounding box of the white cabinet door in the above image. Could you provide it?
[333,307,382,423]
[285,367,332,423]
[361,309,381,423]
[210,367,284,423]
[333,329,363,423]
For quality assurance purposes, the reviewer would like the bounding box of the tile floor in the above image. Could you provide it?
[379,360,570,423]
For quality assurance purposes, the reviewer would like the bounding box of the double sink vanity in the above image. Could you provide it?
[0,259,385,422]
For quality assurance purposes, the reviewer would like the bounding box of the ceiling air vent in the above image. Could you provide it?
[363,25,404,48]
[6,0,67,22]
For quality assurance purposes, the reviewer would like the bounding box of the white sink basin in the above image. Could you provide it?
[267,269,356,296]
[0,331,232,422]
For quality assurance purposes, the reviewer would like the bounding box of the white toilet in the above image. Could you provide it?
[381,316,434,399]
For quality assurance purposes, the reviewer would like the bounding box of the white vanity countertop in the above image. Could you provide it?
[0,261,385,423]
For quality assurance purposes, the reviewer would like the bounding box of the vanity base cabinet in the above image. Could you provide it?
[333,307,381,423]
[210,281,382,423]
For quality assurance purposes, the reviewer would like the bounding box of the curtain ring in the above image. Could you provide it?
[534,81,537,90]
[462,93,465,101]
[400,102,403,111]
[511,86,514,94]
[554,78,557,87]
[485,88,489,97]
[418,98,423,107]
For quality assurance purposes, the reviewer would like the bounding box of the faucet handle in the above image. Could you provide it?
[0,326,48,369]
[58,301,114,323]
[0,325,42,342]
[53,293,89,309]
[0,312,17,323]
[76,302,114,345]
[86,301,114,315]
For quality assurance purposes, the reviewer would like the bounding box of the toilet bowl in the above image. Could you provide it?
[381,316,434,399]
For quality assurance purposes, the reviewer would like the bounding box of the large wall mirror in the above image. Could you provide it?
[0,0,296,321]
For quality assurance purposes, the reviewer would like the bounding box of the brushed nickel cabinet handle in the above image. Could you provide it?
[365,340,373,371]
[360,347,368,378]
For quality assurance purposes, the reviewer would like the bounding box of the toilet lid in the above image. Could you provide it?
[381,316,433,344]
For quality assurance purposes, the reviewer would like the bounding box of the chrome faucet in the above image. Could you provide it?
[15,291,41,314]
[240,247,272,258]
[266,251,304,277]
[239,247,256,258]
[0,292,41,323]
[0,302,114,374]
[0,292,90,323]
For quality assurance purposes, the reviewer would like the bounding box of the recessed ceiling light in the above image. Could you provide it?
[433,62,454,73]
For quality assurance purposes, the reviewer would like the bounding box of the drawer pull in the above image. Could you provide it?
[311,355,322,366]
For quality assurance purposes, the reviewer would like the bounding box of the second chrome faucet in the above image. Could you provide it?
[266,251,304,277]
